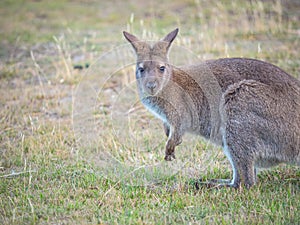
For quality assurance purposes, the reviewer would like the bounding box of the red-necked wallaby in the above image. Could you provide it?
[123,28,300,188]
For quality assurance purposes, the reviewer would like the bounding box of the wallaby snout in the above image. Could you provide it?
[145,79,158,93]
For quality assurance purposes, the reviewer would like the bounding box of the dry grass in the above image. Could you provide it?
[0,0,299,224]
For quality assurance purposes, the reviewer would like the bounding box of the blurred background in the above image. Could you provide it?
[1,0,299,77]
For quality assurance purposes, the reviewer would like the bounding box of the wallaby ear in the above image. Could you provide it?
[123,31,139,43]
[123,31,141,52]
[161,28,179,49]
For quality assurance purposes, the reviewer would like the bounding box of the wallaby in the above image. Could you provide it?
[123,28,300,188]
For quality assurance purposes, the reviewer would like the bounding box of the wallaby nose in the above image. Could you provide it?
[146,81,157,91]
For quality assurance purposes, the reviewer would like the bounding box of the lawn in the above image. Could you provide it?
[0,0,299,224]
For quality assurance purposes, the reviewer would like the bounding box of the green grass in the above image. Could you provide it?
[0,0,299,224]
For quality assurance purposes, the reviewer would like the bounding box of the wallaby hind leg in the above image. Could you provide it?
[222,138,257,189]
[235,160,256,189]
[219,80,263,188]
[230,151,256,188]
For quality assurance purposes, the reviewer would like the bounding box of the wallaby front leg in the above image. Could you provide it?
[163,122,170,137]
[164,126,182,161]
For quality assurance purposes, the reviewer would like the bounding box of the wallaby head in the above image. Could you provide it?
[123,28,178,96]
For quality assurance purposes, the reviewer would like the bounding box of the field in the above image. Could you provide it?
[0,0,299,224]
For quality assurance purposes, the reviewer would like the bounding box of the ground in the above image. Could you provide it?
[0,0,299,224]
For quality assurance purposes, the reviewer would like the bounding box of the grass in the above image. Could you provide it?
[0,0,299,224]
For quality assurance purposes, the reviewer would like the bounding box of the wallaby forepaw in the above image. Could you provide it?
[164,153,176,161]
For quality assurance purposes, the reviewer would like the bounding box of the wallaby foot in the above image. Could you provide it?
[193,179,238,190]
[209,178,232,184]
[194,178,244,190]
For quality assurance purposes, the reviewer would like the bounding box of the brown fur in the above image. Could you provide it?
[123,28,300,188]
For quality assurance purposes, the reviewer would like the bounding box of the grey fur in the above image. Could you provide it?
[123,28,300,188]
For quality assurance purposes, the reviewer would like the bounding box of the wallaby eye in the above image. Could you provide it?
[159,66,166,72]
[138,67,144,73]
